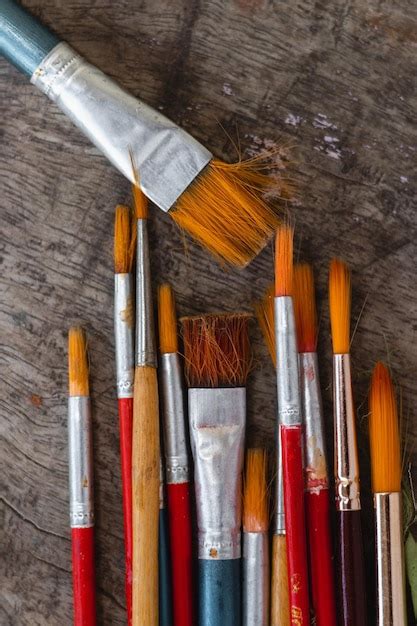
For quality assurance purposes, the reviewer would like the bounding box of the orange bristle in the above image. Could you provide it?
[293,263,317,353]
[369,362,402,494]
[254,284,276,366]
[329,258,351,355]
[114,204,135,273]
[68,327,89,397]
[274,225,294,297]
[158,284,178,355]
[181,313,251,388]
[132,183,148,219]
[243,448,269,533]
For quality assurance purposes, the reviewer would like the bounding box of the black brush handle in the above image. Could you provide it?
[337,510,367,626]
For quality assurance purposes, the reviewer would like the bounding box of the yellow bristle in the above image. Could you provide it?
[243,448,269,533]
[114,205,133,274]
[274,225,294,297]
[329,258,351,354]
[158,284,178,354]
[132,183,148,219]
[369,362,401,494]
[254,284,276,366]
[68,327,89,397]
[293,263,317,353]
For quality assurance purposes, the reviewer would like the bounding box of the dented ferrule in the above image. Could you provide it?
[135,219,156,367]
[114,273,134,398]
[68,396,94,528]
[243,531,270,626]
[188,387,246,560]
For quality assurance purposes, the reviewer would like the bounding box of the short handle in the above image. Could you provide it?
[337,510,367,626]
[159,507,173,626]
[71,527,96,626]
[118,397,133,626]
[199,559,241,626]
[0,0,59,76]
[270,534,290,626]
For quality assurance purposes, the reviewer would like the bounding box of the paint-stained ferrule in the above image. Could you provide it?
[31,43,212,212]
[243,531,270,626]
[189,387,246,560]
[136,219,156,368]
[114,273,134,398]
[161,353,189,484]
[333,353,361,511]
[159,455,165,510]
[68,396,94,528]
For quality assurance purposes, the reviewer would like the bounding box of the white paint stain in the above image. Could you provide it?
[285,113,303,127]
[313,113,338,130]
[324,135,339,143]
[400,176,409,184]
[222,83,233,96]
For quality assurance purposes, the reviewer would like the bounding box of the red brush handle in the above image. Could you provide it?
[306,489,337,626]
[166,482,195,626]
[281,425,310,625]
[118,397,133,626]
[71,526,96,626]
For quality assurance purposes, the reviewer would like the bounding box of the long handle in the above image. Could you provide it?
[271,534,290,626]
[132,366,160,626]
[337,510,367,626]
[199,559,241,626]
[118,397,133,626]
[159,506,173,626]
[71,527,96,626]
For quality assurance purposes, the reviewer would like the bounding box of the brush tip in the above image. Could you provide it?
[114,204,132,273]
[329,258,351,354]
[243,448,269,532]
[254,284,276,366]
[274,225,294,297]
[132,184,148,219]
[68,327,89,396]
[293,263,317,353]
[158,284,178,354]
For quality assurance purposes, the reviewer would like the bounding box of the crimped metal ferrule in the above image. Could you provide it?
[243,531,270,626]
[189,387,246,560]
[114,273,134,398]
[31,43,212,212]
[333,353,360,511]
[375,492,407,626]
[135,219,156,367]
[68,396,94,528]
[161,353,189,484]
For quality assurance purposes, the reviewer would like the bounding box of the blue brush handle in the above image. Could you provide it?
[159,507,173,626]
[199,559,241,626]
[0,0,60,76]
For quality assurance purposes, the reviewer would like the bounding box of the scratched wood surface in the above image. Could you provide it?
[1,0,416,624]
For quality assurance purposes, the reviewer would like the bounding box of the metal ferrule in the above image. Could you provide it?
[243,531,270,626]
[375,492,407,626]
[333,353,361,511]
[31,43,212,212]
[68,396,94,528]
[135,219,156,367]
[114,273,134,398]
[159,454,165,510]
[161,353,189,484]
[188,387,246,560]
[300,352,329,494]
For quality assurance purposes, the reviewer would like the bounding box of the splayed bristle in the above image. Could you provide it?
[329,258,351,354]
[158,284,178,354]
[114,205,135,273]
[68,327,89,396]
[132,184,148,219]
[254,284,276,366]
[293,263,317,353]
[181,313,251,387]
[369,362,401,493]
[243,448,269,532]
[274,225,294,297]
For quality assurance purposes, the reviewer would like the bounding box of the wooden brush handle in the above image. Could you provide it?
[271,534,290,626]
[132,367,160,626]
[158,507,173,626]
[337,510,367,626]
[118,397,133,626]
[199,559,241,626]
[71,527,96,626]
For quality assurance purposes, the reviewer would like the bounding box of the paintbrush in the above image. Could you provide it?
[0,0,292,266]
[158,284,194,626]
[181,313,250,626]
[329,258,367,626]
[158,453,174,626]
[68,327,96,626]
[369,362,407,626]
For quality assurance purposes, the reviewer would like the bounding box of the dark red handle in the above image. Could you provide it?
[166,482,195,626]
[337,510,367,626]
[306,489,337,626]
[281,425,310,625]
[71,526,96,626]
[118,397,133,626]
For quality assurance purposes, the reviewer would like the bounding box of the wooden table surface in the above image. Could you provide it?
[1,1,416,624]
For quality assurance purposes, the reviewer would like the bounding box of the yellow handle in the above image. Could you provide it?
[271,534,290,626]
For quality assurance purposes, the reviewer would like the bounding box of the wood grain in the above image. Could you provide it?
[271,534,290,626]
[1,1,417,624]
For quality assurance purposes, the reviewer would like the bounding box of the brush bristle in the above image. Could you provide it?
[181,313,251,387]
[329,258,351,354]
[132,184,148,219]
[254,284,276,366]
[369,362,401,493]
[158,284,178,354]
[274,225,294,297]
[293,263,317,353]
[68,327,89,396]
[243,448,269,532]
[114,205,133,273]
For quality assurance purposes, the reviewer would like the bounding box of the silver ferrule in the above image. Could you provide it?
[159,454,165,510]
[333,354,361,511]
[161,353,189,484]
[114,273,134,398]
[68,396,94,528]
[243,531,270,626]
[31,43,212,212]
[300,352,329,494]
[135,219,156,367]
[375,493,407,626]
[188,387,246,560]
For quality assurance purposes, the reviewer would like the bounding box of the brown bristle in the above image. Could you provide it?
[293,263,317,353]
[254,284,276,366]
[158,284,178,354]
[369,362,401,493]
[274,225,294,297]
[181,313,251,388]
[132,184,148,219]
[68,327,89,397]
[243,448,269,532]
[114,205,134,273]
[329,258,351,354]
